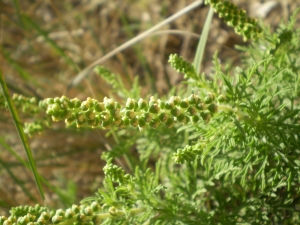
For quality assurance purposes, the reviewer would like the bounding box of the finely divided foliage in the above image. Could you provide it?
[1,1,300,224]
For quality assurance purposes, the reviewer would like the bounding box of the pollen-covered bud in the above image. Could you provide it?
[204,92,215,104]
[91,202,100,212]
[149,96,158,106]
[76,214,86,222]
[52,215,62,224]
[143,112,152,123]
[171,96,181,105]
[126,110,136,119]
[85,110,95,120]
[165,117,174,128]
[65,209,74,219]
[164,100,174,110]
[138,98,147,110]
[201,110,211,122]
[65,115,76,125]
[101,111,110,121]
[76,112,85,123]
[113,117,122,126]
[104,97,115,110]
[70,98,81,108]
[179,98,189,108]
[83,206,93,216]
[208,103,218,113]
[94,102,105,112]
[186,106,196,116]
[170,108,181,117]
[158,112,168,122]
[126,98,136,110]
[60,96,70,109]
[72,205,80,214]
[188,94,200,105]
[149,117,160,129]
[130,117,139,127]
[149,104,160,114]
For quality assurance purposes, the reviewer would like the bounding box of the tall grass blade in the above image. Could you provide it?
[68,0,204,89]
[0,68,45,201]
[193,7,214,74]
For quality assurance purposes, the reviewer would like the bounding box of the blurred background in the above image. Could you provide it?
[0,0,298,215]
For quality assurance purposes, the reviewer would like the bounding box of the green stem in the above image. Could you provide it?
[0,68,45,201]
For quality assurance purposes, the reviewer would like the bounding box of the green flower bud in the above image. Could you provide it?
[87,118,99,128]
[52,215,62,224]
[125,110,135,119]
[76,112,85,123]
[195,102,204,111]
[158,112,168,122]
[170,96,181,105]
[85,110,95,120]
[110,109,121,118]
[217,94,226,103]
[114,118,122,126]
[94,102,105,112]
[83,206,93,216]
[164,101,174,110]
[60,96,70,109]
[65,115,76,125]
[102,119,112,129]
[179,98,189,108]
[201,110,211,122]
[186,106,196,116]
[165,117,174,128]
[76,119,86,128]
[55,209,65,217]
[104,97,115,110]
[170,108,181,117]
[130,117,139,127]
[208,103,218,113]
[157,99,165,109]
[149,104,160,114]
[192,115,200,123]
[177,113,186,123]
[108,206,117,216]
[65,209,74,219]
[115,102,121,109]
[138,98,147,110]
[149,117,160,129]
[138,117,146,128]
[91,202,100,212]
[126,98,135,110]
[188,94,200,105]
[149,96,158,106]
[76,214,86,222]
[70,98,81,108]
[122,117,130,127]
[72,205,80,214]
[53,97,60,104]
[204,92,215,104]
[101,111,110,121]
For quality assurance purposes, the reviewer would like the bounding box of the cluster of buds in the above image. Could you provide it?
[168,54,197,79]
[205,0,262,40]
[11,94,41,114]
[103,159,132,185]
[0,94,42,114]
[44,93,219,131]
[3,202,102,225]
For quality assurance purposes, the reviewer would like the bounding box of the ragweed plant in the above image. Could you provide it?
[1,1,300,225]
